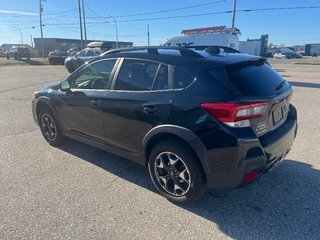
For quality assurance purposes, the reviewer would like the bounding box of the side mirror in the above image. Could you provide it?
[59,80,71,92]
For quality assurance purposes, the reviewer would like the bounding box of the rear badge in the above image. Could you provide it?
[256,121,267,133]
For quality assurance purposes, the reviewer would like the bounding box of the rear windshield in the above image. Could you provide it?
[224,61,289,96]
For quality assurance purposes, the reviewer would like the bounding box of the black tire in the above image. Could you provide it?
[38,107,66,146]
[148,139,206,204]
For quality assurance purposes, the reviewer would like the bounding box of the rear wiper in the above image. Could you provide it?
[275,80,287,91]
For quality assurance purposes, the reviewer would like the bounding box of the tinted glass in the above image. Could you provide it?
[72,59,116,90]
[225,62,289,96]
[152,65,169,90]
[76,50,86,57]
[115,59,159,91]
[85,50,94,56]
[173,67,194,89]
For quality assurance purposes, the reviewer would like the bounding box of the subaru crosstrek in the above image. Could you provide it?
[32,46,297,204]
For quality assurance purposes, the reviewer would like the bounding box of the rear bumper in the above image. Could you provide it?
[203,105,297,188]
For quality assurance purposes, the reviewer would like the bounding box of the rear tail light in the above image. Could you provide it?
[201,102,269,127]
[243,171,259,184]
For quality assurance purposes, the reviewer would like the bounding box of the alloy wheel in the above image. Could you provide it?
[154,152,191,196]
[40,113,57,141]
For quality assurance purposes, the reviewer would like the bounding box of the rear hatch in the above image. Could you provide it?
[203,55,292,137]
[18,47,29,56]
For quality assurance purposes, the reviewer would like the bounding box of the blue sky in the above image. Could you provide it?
[0,0,319,46]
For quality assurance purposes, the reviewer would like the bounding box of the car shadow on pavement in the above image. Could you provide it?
[183,159,320,240]
[58,140,320,240]
[58,140,155,191]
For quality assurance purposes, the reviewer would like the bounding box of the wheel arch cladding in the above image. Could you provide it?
[143,125,210,176]
[36,98,58,122]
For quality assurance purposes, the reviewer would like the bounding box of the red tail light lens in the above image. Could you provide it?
[201,102,269,127]
[243,171,259,184]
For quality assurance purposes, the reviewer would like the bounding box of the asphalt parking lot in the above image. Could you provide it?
[0,58,319,240]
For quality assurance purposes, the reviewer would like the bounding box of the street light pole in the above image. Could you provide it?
[106,15,118,48]
[147,24,150,46]
[81,0,87,46]
[14,27,23,44]
[39,0,45,58]
[78,0,84,48]
[30,35,33,48]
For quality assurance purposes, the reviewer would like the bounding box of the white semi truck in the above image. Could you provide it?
[164,26,240,50]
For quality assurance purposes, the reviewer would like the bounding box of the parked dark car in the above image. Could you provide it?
[32,47,297,204]
[285,52,303,59]
[48,51,69,65]
[6,46,31,60]
[273,51,303,59]
[64,48,103,73]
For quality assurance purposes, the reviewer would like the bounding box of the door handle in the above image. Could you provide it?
[143,106,159,115]
[91,98,102,106]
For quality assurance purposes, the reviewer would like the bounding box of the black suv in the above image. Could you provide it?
[6,46,31,60]
[32,47,297,204]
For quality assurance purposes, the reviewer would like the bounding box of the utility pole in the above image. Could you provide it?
[147,24,150,46]
[231,0,237,29]
[39,0,44,58]
[78,0,84,49]
[81,0,87,46]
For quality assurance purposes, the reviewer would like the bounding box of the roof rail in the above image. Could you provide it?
[185,45,240,54]
[104,46,203,58]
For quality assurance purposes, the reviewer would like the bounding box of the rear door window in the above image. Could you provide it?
[224,61,289,96]
[115,59,168,91]
[85,50,94,57]
[172,67,194,89]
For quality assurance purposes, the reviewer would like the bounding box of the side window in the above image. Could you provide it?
[85,50,94,57]
[173,67,194,89]
[115,59,160,91]
[152,65,169,90]
[76,50,86,57]
[72,59,117,90]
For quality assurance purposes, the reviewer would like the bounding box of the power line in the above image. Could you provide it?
[114,0,226,18]
[84,1,225,19]
[84,2,104,18]
[113,5,320,23]
[3,5,320,28]
[44,8,78,16]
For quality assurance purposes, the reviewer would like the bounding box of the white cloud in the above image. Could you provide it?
[0,9,38,16]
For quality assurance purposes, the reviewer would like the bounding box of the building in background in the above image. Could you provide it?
[33,38,133,54]
[305,43,320,56]
[239,35,268,56]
